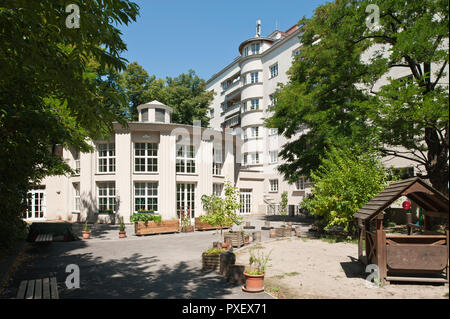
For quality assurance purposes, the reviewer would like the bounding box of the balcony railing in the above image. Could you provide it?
[221,103,241,115]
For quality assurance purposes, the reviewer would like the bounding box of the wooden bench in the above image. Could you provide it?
[16,277,59,299]
[35,233,53,243]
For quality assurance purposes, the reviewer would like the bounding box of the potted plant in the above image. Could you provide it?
[131,213,179,235]
[244,232,250,245]
[82,221,91,239]
[119,216,126,238]
[180,209,194,232]
[202,248,227,270]
[243,248,272,293]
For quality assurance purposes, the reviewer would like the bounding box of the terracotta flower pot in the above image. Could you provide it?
[243,272,265,293]
[119,231,126,238]
[222,242,229,249]
[269,229,277,238]
[82,231,91,239]
[244,236,250,244]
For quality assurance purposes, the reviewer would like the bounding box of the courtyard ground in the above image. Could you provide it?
[234,236,449,299]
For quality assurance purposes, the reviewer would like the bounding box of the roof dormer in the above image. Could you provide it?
[137,100,173,124]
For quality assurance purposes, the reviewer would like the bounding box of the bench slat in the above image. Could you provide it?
[25,280,35,299]
[16,280,28,299]
[43,278,50,299]
[50,277,59,299]
[34,279,42,299]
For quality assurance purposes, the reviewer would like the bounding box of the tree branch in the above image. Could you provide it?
[431,60,448,90]
[380,148,427,165]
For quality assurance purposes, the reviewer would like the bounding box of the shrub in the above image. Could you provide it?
[130,213,162,223]
[301,147,390,236]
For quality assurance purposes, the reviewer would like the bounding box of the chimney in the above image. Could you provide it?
[256,19,261,37]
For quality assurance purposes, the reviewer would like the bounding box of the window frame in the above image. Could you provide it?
[134,142,159,173]
[176,144,196,174]
[97,142,116,174]
[134,182,158,213]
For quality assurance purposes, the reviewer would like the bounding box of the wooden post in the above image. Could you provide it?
[357,219,363,262]
[364,221,371,265]
[406,212,412,235]
[376,214,386,284]
[447,230,449,283]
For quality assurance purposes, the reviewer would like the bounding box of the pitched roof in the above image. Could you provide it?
[354,177,449,221]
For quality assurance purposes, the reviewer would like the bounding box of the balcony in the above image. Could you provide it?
[221,103,241,116]
[221,77,241,96]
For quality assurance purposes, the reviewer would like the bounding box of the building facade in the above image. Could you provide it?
[24,101,237,223]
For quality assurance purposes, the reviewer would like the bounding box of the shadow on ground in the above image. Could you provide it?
[1,240,243,299]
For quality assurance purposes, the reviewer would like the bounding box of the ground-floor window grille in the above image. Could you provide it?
[240,189,252,214]
[177,183,196,218]
[98,182,116,212]
[134,182,158,213]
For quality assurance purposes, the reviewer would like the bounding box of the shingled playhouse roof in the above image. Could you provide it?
[354,177,449,222]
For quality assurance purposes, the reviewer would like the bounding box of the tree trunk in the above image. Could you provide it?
[425,127,449,195]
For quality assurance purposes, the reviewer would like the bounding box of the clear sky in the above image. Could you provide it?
[118,0,329,81]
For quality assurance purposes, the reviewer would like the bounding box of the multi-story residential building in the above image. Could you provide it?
[206,22,313,216]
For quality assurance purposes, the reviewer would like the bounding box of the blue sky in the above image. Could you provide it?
[118,0,328,81]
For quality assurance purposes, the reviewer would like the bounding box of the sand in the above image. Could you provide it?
[235,237,449,299]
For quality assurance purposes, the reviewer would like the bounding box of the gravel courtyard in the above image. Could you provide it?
[235,237,449,299]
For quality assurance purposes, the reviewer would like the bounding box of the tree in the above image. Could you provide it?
[301,147,390,235]
[200,181,243,243]
[0,0,139,251]
[266,0,449,194]
[279,191,288,224]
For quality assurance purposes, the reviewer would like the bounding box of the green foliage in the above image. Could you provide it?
[0,0,139,251]
[83,221,90,233]
[301,147,390,235]
[200,181,243,241]
[203,248,227,255]
[130,213,162,223]
[279,191,288,221]
[246,248,273,275]
[119,216,126,232]
[119,64,214,125]
[266,0,449,193]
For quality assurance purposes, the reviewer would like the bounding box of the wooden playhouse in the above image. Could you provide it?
[354,177,449,284]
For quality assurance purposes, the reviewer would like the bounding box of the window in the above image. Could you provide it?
[177,183,196,218]
[213,148,223,176]
[251,42,260,55]
[250,72,259,83]
[240,189,252,214]
[98,182,116,212]
[269,179,279,192]
[73,183,80,212]
[74,150,80,175]
[241,74,247,85]
[176,144,196,173]
[270,151,278,163]
[141,108,149,122]
[295,177,305,190]
[250,99,259,110]
[244,46,249,56]
[251,153,260,164]
[270,63,278,78]
[213,183,223,196]
[251,127,259,138]
[155,108,165,122]
[292,48,301,56]
[134,182,158,213]
[24,188,46,220]
[269,94,277,107]
[134,142,158,173]
[243,154,248,165]
[209,108,214,118]
[97,143,115,173]
[269,128,278,136]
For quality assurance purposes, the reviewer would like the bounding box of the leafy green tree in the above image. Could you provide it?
[301,147,390,235]
[266,0,449,194]
[200,181,243,242]
[0,0,139,251]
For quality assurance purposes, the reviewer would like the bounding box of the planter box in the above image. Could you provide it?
[224,231,245,248]
[194,217,232,231]
[181,225,194,232]
[275,227,291,237]
[202,253,221,270]
[134,220,179,236]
